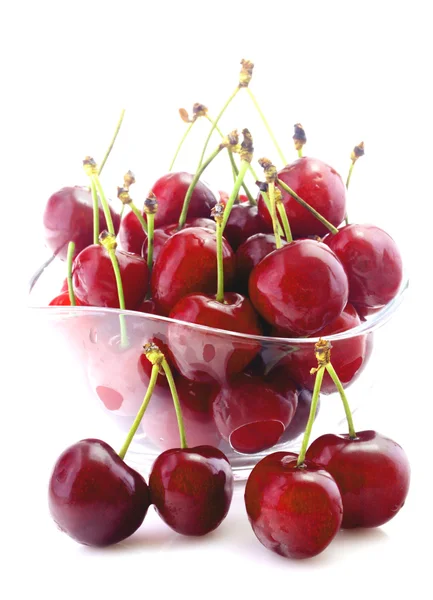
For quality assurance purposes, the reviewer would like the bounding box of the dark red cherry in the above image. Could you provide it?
[150,172,217,228]
[49,292,83,306]
[151,227,236,315]
[275,304,367,394]
[249,239,349,336]
[136,298,160,315]
[72,244,149,309]
[306,431,411,529]
[168,292,263,384]
[235,233,287,295]
[245,452,343,559]
[280,388,319,443]
[257,157,346,238]
[149,445,233,536]
[48,439,150,546]
[223,202,269,251]
[43,186,120,260]
[212,372,297,454]
[324,224,403,309]
[117,210,147,255]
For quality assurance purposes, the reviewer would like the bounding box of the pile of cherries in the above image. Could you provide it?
[42,59,409,559]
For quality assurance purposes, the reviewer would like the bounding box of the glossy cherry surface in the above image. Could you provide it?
[223,202,268,251]
[72,244,149,309]
[149,445,234,536]
[49,439,150,546]
[257,157,346,238]
[168,292,263,384]
[249,239,349,336]
[324,224,403,309]
[306,431,411,528]
[245,452,343,559]
[212,372,297,454]
[235,233,286,295]
[151,227,236,315]
[43,186,120,260]
[49,292,83,306]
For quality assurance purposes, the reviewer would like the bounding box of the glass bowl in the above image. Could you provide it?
[28,256,409,480]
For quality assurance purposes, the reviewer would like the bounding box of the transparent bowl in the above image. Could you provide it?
[28,257,409,479]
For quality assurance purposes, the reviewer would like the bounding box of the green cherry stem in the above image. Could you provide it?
[297,365,325,466]
[89,177,99,245]
[129,203,149,234]
[118,363,160,460]
[221,160,250,231]
[345,141,365,226]
[66,241,76,306]
[118,184,148,235]
[268,181,282,249]
[98,109,126,175]
[100,231,128,347]
[143,191,158,275]
[276,192,293,242]
[247,88,287,165]
[277,178,339,234]
[92,174,115,235]
[211,203,226,303]
[325,362,357,438]
[169,120,195,172]
[162,357,188,449]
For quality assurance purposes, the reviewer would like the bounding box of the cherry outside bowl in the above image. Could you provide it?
[28,257,408,480]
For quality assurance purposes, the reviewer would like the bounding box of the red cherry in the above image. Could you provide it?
[49,292,83,306]
[149,445,233,536]
[136,298,160,315]
[151,227,236,315]
[168,292,263,384]
[275,304,367,394]
[257,157,346,238]
[249,239,349,336]
[212,372,297,454]
[117,210,148,255]
[223,202,269,251]
[324,224,403,310]
[72,244,149,309]
[245,452,343,559]
[306,431,411,528]
[279,388,320,443]
[49,439,150,546]
[235,233,287,295]
[43,186,120,260]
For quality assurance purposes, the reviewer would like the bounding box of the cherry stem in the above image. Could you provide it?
[118,363,159,460]
[98,109,126,175]
[178,145,223,230]
[197,87,240,169]
[249,164,283,235]
[277,178,339,234]
[297,366,325,466]
[129,202,148,234]
[297,148,303,158]
[268,181,282,249]
[344,163,355,226]
[100,233,128,347]
[325,362,357,438]
[161,358,188,449]
[216,219,224,303]
[169,120,196,172]
[277,201,293,242]
[90,177,100,245]
[221,160,250,231]
[66,241,76,306]
[247,88,287,165]
[146,212,155,273]
[92,175,115,236]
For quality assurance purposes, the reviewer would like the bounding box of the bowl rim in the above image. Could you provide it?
[28,269,409,346]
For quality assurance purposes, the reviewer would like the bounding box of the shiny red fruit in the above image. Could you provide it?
[43,186,120,260]
[279,388,319,443]
[245,452,343,559]
[48,439,150,546]
[223,202,269,251]
[306,431,411,528]
[235,233,286,295]
[324,224,403,309]
[257,158,346,238]
[168,292,263,384]
[249,239,349,336]
[72,244,149,309]
[49,292,83,306]
[149,446,233,536]
[151,227,236,315]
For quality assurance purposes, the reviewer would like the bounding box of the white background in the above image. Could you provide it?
[2,1,433,599]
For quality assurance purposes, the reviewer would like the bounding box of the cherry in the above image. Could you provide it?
[168,292,263,384]
[151,227,236,315]
[324,224,403,310]
[49,292,83,306]
[279,388,319,443]
[223,202,269,251]
[48,439,150,546]
[257,157,346,238]
[244,452,343,559]
[275,304,367,394]
[43,186,120,260]
[149,445,233,536]
[72,243,149,309]
[249,239,349,336]
[212,372,297,454]
[235,233,287,295]
[306,431,410,528]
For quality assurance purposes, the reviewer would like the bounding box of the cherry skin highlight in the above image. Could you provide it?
[43,186,120,260]
[306,431,411,528]
[324,224,403,310]
[245,452,343,559]
[149,445,234,536]
[249,239,349,336]
[48,439,150,546]
[257,157,346,238]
